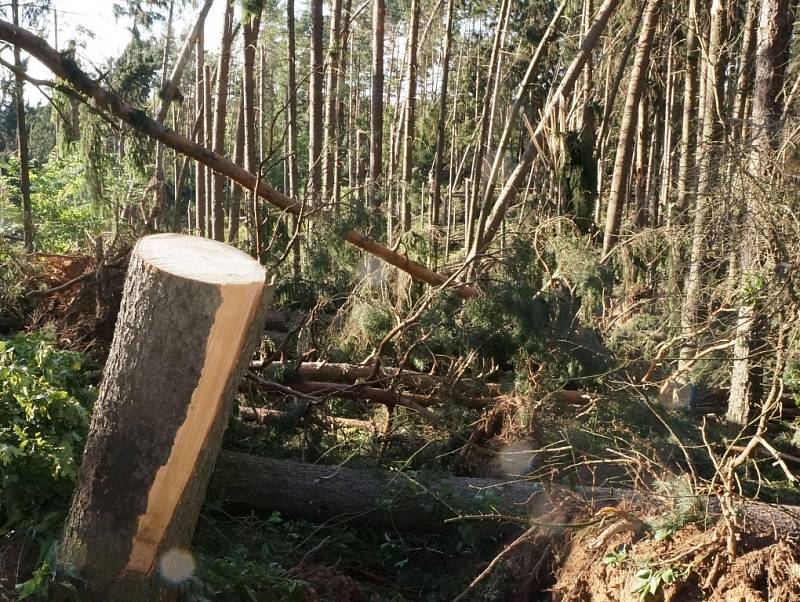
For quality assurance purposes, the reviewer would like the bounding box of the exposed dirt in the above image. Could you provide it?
[287,562,380,601]
[25,252,127,359]
[553,502,800,602]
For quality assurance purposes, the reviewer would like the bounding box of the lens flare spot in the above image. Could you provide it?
[159,547,196,584]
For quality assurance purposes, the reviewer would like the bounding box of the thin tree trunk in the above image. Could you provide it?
[211,0,234,241]
[369,0,385,209]
[601,0,662,255]
[11,0,32,252]
[309,0,324,205]
[430,0,456,233]
[465,0,510,254]
[204,63,213,235]
[677,0,729,381]
[195,31,206,236]
[242,11,263,253]
[156,0,214,124]
[287,0,301,277]
[322,0,343,204]
[227,91,245,243]
[474,1,567,252]
[400,0,421,232]
[673,0,700,222]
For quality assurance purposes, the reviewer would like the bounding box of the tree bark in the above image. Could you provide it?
[466,0,510,255]
[12,0,32,253]
[369,0,385,208]
[602,0,661,255]
[211,0,234,241]
[209,451,800,536]
[322,0,344,204]
[673,0,700,222]
[286,0,301,276]
[55,234,270,601]
[430,0,455,231]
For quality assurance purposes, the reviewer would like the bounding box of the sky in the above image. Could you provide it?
[13,0,230,105]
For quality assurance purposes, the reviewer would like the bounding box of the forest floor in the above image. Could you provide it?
[4,251,800,601]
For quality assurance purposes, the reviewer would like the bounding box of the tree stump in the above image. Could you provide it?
[56,234,271,601]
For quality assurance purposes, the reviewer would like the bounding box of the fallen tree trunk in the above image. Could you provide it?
[0,19,478,299]
[238,406,383,431]
[252,361,444,389]
[210,452,800,535]
[245,369,594,410]
[246,375,493,409]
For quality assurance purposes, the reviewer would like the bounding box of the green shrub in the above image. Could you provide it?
[0,330,96,532]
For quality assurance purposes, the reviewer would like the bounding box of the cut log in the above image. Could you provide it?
[56,235,271,601]
[210,452,800,536]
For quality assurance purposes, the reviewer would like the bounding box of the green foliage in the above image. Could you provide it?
[0,242,27,331]
[190,545,307,601]
[0,330,96,532]
[559,126,598,233]
[631,563,681,600]
[0,150,103,253]
[648,477,704,540]
[602,545,628,568]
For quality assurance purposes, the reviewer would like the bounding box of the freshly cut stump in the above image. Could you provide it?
[56,234,271,601]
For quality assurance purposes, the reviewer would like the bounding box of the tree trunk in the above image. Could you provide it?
[203,63,213,236]
[322,0,343,204]
[209,452,800,536]
[400,0,421,232]
[194,31,206,236]
[156,0,214,124]
[12,0,32,252]
[286,0,301,276]
[727,0,792,425]
[369,0,385,208]
[466,0,510,256]
[227,91,245,243]
[55,234,270,601]
[477,0,567,245]
[308,0,324,206]
[430,0,455,234]
[677,0,729,385]
[242,12,262,254]
[673,0,700,222]
[474,0,621,257]
[211,0,234,241]
[601,0,661,255]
